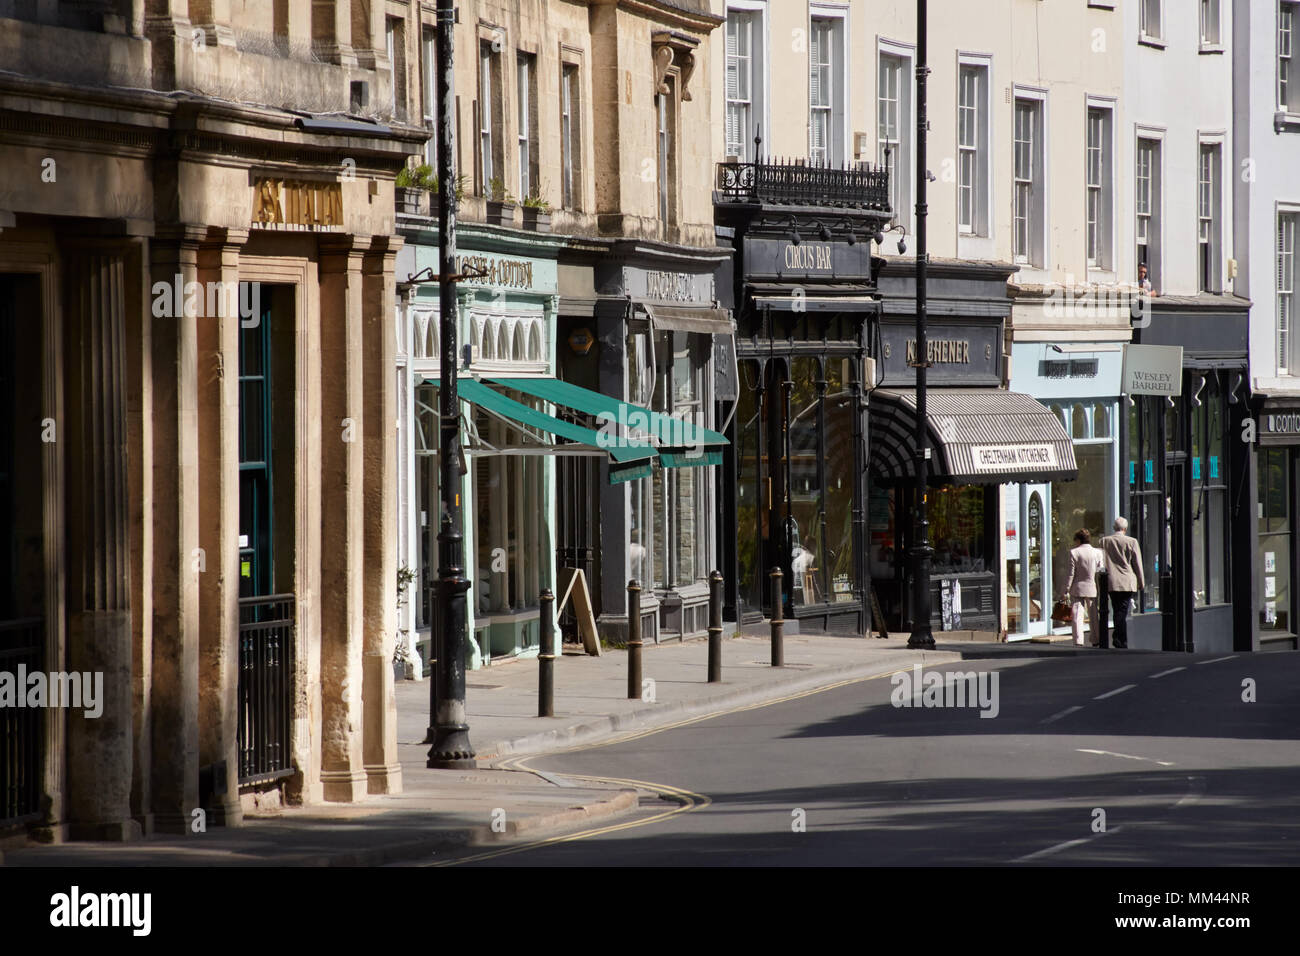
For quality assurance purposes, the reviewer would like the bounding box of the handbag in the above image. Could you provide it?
[1051,599,1073,624]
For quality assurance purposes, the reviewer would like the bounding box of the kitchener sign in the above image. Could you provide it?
[1121,344,1183,396]
[970,443,1059,474]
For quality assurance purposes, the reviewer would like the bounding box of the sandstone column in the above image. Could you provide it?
[61,243,138,841]
[318,237,368,801]
[195,227,247,825]
[149,226,205,833]
[361,237,402,794]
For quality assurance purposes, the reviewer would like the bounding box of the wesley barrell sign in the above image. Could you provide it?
[1122,344,1183,396]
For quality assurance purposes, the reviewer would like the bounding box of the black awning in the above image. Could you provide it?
[870,388,1078,485]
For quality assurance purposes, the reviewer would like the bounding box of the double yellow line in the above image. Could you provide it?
[434,665,915,866]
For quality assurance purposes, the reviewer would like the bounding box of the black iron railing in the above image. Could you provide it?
[716,159,891,211]
[1,617,43,827]
[237,595,295,786]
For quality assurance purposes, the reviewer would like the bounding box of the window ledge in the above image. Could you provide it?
[1275,111,1300,133]
[1087,1,1115,8]
[1138,35,1166,50]
[1198,43,1224,55]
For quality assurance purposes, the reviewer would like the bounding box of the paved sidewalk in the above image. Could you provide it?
[399,631,969,759]
[4,629,1082,867]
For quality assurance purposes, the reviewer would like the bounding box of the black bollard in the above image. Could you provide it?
[538,587,555,717]
[770,567,784,667]
[627,579,642,699]
[707,570,724,683]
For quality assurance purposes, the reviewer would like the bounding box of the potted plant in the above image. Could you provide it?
[520,188,552,232]
[485,176,516,226]
[394,165,426,215]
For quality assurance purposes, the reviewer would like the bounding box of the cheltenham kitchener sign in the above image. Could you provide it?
[969,443,1059,474]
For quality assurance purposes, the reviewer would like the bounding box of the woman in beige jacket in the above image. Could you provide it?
[1060,529,1104,647]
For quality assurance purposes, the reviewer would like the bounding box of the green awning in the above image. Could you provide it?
[424,378,656,484]
[486,376,728,451]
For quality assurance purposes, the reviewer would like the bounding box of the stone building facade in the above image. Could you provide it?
[0,0,420,842]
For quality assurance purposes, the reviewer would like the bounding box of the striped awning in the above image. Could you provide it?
[870,388,1078,484]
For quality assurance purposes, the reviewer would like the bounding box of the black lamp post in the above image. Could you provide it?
[908,0,936,649]
[425,0,477,768]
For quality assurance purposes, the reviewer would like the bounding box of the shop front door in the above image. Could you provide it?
[1005,483,1052,637]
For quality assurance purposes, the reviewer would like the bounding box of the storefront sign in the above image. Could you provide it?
[1263,412,1300,436]
[252,178,343,229]
[1121,344,1183,396]
[969,444,1059,473]
[457,254,535,290]
[742,236,875,282]
[623,266,714,305]
[879,320,1001,386]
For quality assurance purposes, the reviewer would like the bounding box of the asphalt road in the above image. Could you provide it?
[436,650,1300,866]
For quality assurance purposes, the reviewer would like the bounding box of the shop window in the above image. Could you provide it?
[1127,395,1165,612]
[788,357,824,605]
[736,360,763,615]
[1051,400,1115,596]
[929,486,987,574]
[824,358,856,602]
[1190,375,1229,605]
[1259,447,1292,633]
[651,332,707,589]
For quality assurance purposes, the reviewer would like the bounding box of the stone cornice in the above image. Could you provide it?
[589,0,723,33]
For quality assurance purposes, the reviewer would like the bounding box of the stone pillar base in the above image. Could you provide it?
[68,819,143,842]
[321,770,369,803]
[364,763,403,796]
[204,799,245,828]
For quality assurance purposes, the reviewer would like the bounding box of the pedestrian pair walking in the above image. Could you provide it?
[1059,518,1145,648]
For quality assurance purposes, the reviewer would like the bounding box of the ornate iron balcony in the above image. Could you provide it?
[716,159,891,212]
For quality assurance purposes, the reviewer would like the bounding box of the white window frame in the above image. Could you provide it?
[1199,0,1222,50]
[560,61,579,210]
[809,5,848,167]
[956,53,991,240]
[1279,206,1299,376]
[725,2,768,162]
[421,26,437,169]
[1135,129,1164,290]
[1282,2,1298,112]
[1012,87,1048,270]
[479,40,497,194]
[517,51,534,201]
[1198,136,1224,293]
[1085,98,1115,274]
[878,37,914,237]
[1139,0,1164,45]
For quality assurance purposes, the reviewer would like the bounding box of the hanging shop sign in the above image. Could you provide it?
[742,236,875,282]
[1121,344,1183,396]
[878,319,1001,386]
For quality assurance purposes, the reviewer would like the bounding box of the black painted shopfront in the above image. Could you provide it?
[714,159,891,633]
[866,272,1078,635]
[1255,400,1300,649]
[1124,296,1254,653]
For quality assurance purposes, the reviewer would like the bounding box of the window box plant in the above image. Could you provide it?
[521,189,552,232]
[485,177,516,226]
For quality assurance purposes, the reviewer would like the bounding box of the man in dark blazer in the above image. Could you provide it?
[1100,517,1145,649]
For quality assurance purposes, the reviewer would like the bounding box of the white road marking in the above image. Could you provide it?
[1094,683,1136,700]
[1077,748,1175,767]
[1148,666,1186,679]
[1196,655,1237,665]
[1042,705,1083,725]
[1013,826,1123,863]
